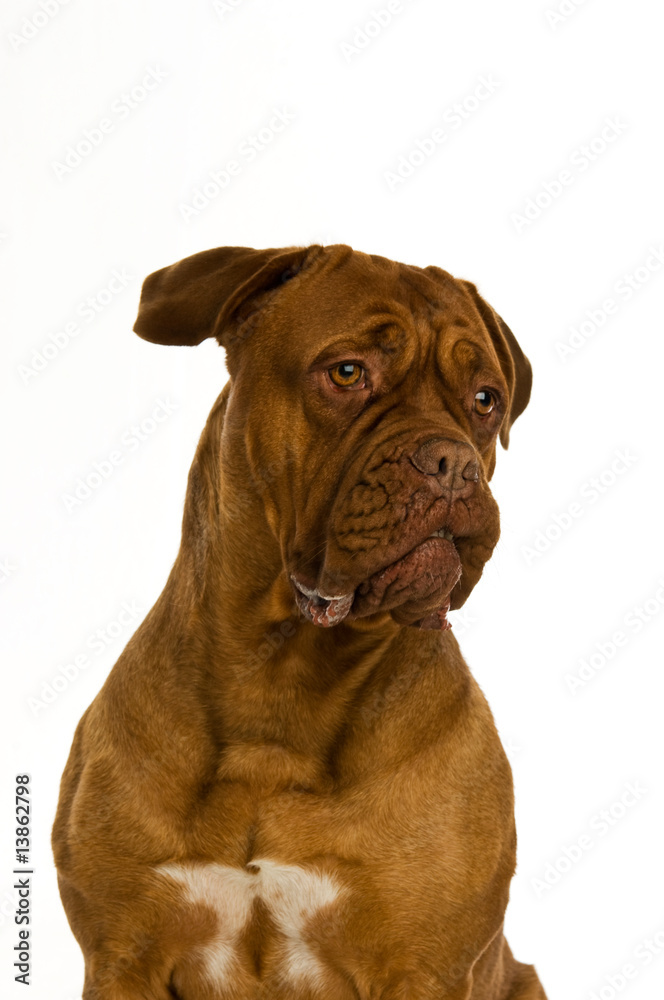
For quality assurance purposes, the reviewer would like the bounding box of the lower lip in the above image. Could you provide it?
[292,585,354,627]
[356,535,461,605]
[296,535,462,628]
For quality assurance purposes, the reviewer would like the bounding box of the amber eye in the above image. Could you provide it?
[473,389,495,416]
[328,363,365,388]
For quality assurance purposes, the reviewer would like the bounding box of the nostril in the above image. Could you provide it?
[411,438,475,482]
[462,458,480,482]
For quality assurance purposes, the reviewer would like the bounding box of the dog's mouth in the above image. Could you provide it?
[291,527,462,631]
[289,579,356,628]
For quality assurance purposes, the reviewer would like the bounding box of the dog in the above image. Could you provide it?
[53,243,547,999]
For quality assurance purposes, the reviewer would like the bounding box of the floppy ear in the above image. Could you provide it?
[133,244,321,348]
[460,281,532,448]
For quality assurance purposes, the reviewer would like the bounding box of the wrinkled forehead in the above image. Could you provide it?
[252,248,502,380]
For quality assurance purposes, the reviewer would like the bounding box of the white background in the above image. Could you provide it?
[2,0,664,998]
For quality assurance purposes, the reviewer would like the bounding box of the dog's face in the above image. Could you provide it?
[134,244,531,631]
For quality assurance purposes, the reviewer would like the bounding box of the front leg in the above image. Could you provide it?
[82,949,175,1000]
[58,872,228,1000]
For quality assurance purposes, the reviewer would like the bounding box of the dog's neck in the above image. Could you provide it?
[159,383,454,790]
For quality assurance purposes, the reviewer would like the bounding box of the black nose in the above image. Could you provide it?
[410,438,479,492]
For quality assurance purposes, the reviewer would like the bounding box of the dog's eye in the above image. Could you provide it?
[328,363,365,389]
[473,390,495,416]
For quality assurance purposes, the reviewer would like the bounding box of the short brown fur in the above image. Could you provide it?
[53,244,546,999]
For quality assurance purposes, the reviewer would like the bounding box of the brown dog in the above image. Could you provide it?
[53,244,546,999]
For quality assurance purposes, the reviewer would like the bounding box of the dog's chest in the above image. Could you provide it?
[159,858,345,994]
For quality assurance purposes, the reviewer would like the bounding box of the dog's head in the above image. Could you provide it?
[134,244,531,630]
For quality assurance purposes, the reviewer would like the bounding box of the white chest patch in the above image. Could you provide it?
[158,859,342,988]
